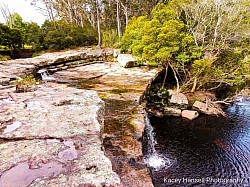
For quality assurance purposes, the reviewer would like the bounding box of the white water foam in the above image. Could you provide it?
[145,152,173,171]
[144,112,174,171]
[37,69,57,81]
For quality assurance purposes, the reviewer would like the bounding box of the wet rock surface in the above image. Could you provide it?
[53,62,161,187]
[0,50,161,186]
[0,84,121,186]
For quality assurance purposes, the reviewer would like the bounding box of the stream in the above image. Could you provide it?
[143,96,250,187]
[43,63,160,186]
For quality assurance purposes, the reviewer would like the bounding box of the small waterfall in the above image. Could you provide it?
[144,112,173,171]
[37,69,56,81]
[144,113,157,154]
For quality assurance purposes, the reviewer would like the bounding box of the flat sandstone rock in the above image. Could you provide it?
[0,84,121,187]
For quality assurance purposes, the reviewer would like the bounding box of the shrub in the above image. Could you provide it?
[0,55,11,61]
[102,29,120,48]
[42,20,97,50]
[15,75,38,93]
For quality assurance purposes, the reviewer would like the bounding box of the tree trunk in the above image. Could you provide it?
[96,0,101,47]
[191,77,197,92]
[120,2,129,28]
[169,62,180,92]
[64,0,73,22]
[124,6,128,27]
[116,0,122,38]
[161,64,169,89]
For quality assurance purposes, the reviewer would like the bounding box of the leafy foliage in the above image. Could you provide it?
[122,1,250,92]
[15,75,38,93]
[122,4,197,67]
[0,23,23,51]
[102,29,120,48]
[41,20,97,50]
[0,13,98,52]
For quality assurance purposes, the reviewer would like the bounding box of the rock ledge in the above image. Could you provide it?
[0,84,121,187]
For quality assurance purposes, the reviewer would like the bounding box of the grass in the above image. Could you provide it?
[0,45,33,51]
[0,55,11,61]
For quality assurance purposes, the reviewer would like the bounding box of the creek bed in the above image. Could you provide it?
[52,62,160,186]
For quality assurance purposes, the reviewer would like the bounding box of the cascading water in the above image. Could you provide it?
[37,69,56,81]
[144,113,157,154]
[143,112,173,171]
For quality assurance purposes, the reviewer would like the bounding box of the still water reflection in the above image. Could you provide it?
[143,97,250,187]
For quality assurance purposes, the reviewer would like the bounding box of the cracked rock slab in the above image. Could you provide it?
[0,84,121,187]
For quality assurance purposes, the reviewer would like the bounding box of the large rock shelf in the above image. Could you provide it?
[0,84,121,186]
[0,49,162,186]
[0,48,112,85]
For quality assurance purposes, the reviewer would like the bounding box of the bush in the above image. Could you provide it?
[102,29,120,48]
[0,55,11,61]
[42,20,97,50]
[15,75,38,93]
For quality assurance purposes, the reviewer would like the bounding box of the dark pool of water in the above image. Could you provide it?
[143,97,250,187]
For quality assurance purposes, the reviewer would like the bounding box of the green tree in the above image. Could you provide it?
[180,0,250,91]
[6,13,28,47]
[42,19,96,50]
[122,1,249,92]
[122,3,198,91]
[0,24,9,46]
[0,23,22,52]
[26,22,43,51]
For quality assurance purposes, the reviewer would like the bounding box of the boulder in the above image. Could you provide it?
[182,110,199,120]
[168,90,188,106]
[117,54,137,68]
[164,107,182,116]
[114,49,121,59]
[192,101,221,115]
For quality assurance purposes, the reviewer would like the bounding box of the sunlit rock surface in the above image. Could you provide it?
[0,84,121,187]
[192,100,222,115]
[168,89,189,106]
[0,48,112,85]
[0,50,161,186]
[181,110,199,120]
[54,62,161,187]
[117,54,137,68]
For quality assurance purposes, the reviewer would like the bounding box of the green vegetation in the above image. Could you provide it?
[15,75,39,93]
[0,0,249,94]
[121,1,250,92]
[0,55,11,61]
[0,12,97,53]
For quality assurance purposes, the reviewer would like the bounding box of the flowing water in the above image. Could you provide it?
[37,69,57,81]
[143,96,250,187]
